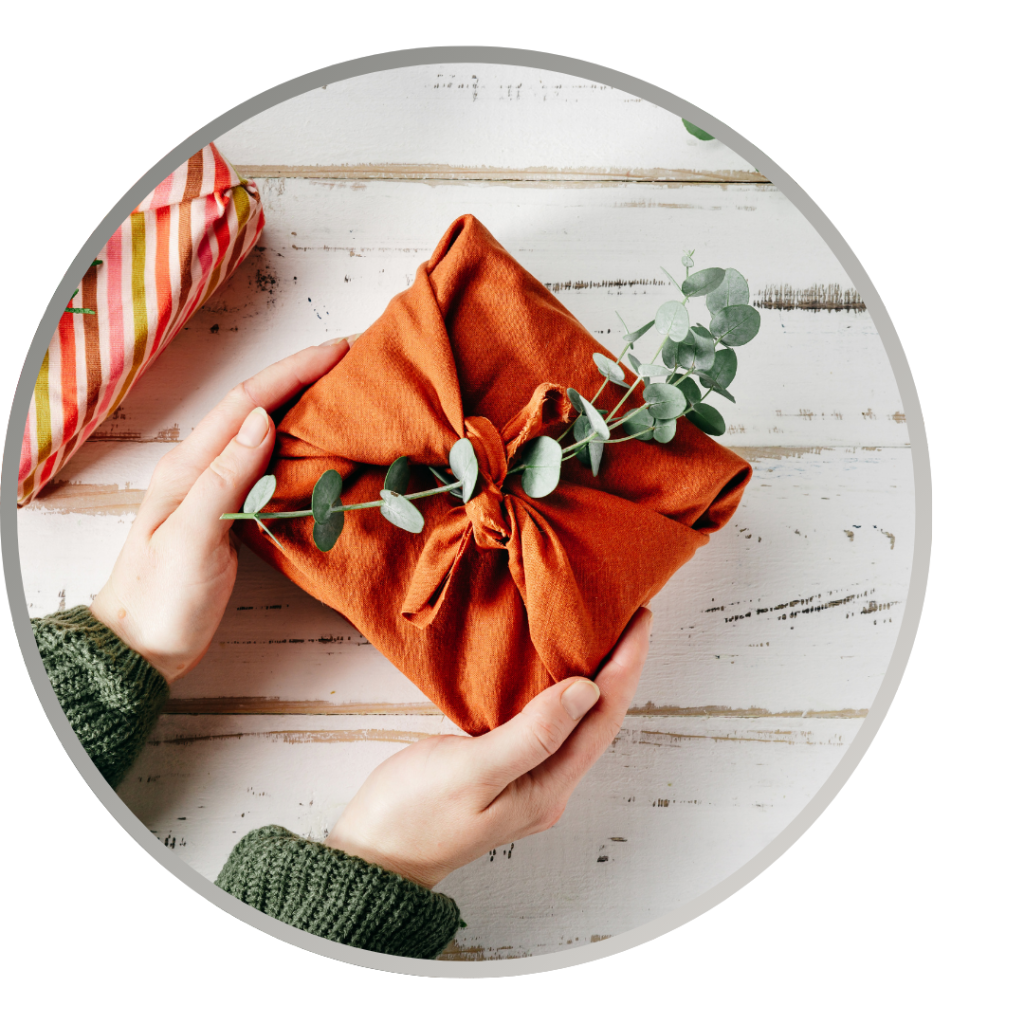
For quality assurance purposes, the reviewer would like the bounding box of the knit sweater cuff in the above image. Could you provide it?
[216,825,462,959]
[31,605,169,789]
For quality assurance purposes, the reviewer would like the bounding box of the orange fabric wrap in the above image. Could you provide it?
[242,216,751,734]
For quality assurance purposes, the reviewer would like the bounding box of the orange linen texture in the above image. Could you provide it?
[242,216,751,734]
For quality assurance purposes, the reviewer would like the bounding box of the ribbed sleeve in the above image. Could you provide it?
[31,605,169,789]
[216,825,462,959]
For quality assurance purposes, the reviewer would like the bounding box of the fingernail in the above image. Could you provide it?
[561,679,601,720]
[236,407,270,448]
[320,336,349,347]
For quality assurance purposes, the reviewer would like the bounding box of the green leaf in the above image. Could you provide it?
[566,387,585,413]
[660,339,681,368]
[635,363,674,378]
[380,490,426,533]
[700,348,738,390]
[654,300,691,341]
[579,393,610,440]
[675,332,716,373]
[312,469,343,523]
[691,323,714,342]
[626,353,641,372]
[679,377,702,407]
[593,352,626,383]
[710,304,761,347]
[653,418,677,443]
[574,415,604,475]
[518,435,563,498]
[449,438,479,503]
[383,456,412,495]
[686,403,727,435]
[243,474,276,515]
[312,510,345,551]
[623,319,655,344]
[643,382,687,420]
[681,252,694,269]
[621,407,655,439]
[681,267,726,298]
[682,118,714,141]
[705,268,749,315]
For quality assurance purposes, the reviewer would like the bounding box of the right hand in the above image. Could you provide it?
[325,608,652,889]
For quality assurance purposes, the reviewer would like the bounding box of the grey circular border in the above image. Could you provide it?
[2,46,930,978]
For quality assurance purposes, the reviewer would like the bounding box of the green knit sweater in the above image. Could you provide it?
[32,606,462,959]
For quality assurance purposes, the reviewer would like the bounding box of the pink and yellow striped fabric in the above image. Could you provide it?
[19,143,265,505]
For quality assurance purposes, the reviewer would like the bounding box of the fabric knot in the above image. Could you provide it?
[463,416,510,549]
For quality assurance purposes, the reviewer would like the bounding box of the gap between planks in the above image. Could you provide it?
[235,164,770,184]
[160,698,867,719]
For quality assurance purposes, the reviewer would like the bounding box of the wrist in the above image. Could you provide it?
[89,587,176,683]
[324,821,445,890]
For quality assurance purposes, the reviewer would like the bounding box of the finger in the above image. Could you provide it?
[463,675,602,794]
[529,608,652,796]
[139,339,349,528]
[162,405,276,556]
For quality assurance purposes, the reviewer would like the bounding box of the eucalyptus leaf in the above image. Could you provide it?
[312,510,345,551]
[705,268,749,315]
[681,267,726,298]
[654,300,691,341]
[675,332,715,373]
[574,415,604,476]
[643,382,687,420]
[243,474,276,515]
[660,339,681,368]
[379,490,426,533]
[699,348,738,389]
[311,469,344,524]
[620,407,656,439]
[593,352,626,383]
[449,437,479,503]
[704,383,736,403]
[383,456,412,495]
[566,387,585,413]
[691,323,715,342]
[710,304,761,347]
[681,253,694,269]
[682,119,715,141]
[679,376,702,407]
[518,435,563,498]
[686,403,727,436]
[626,353,641,372]
[653,418,677,443]
[579,393,610,440]
[623,319,655,344]
[635,363,674,378]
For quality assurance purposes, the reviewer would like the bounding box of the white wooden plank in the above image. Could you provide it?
[214,65,760,180]
[71,178,906,449]
[19,447,912,716]
[118,712,862,959]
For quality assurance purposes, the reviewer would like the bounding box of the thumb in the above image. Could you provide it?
[165,406,276,555]
[467,676,601,792]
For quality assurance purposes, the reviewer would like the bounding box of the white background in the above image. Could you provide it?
[1,2,1018,1019]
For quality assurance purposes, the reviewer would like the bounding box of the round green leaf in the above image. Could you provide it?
[675,332,715,373]
[566,387,585,413]
[654,300,691,341]
[578,393,610,440]
[379,490,425,533]
[635,363,674,379]
[518,435,562,498]
[679,376,702,407]
[383,456,412,495]
[681,267,726,298]
[710,304,761,347]
[681,253,694,269]
[621,407,655,439]
[448,438,479,503]
[682,118,714,141]
[574,415,604,476]
[653,418,677,443]
[706,268,749,315]
[593,352,626,383]
[626,353,641,372]
[311,470,343,524]
[643,382,687,420]
[312,510,345,552]
[660,339,681,367]
[686,403,727,436]
[701,348,738,389]
[243,474,276,515]
[691,323,714,341]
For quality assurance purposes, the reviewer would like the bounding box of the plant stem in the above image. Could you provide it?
[220,479,464,521]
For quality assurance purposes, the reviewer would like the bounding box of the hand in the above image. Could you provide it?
[90,339,351,682]
[325,607,652,889]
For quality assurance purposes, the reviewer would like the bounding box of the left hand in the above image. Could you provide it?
[90,339,350,682]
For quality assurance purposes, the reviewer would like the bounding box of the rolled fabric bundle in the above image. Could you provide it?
[243,215,751,734]
[19,143,265,505]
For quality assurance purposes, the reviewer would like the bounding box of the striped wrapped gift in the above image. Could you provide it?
[19,143,265,505]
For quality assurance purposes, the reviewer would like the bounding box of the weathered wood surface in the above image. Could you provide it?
[120,712,863,960]
[18,64,914,959]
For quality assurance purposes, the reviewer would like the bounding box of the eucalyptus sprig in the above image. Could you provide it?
[222,250,760,553]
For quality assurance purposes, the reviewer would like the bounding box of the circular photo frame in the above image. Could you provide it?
[4,47,930,976]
